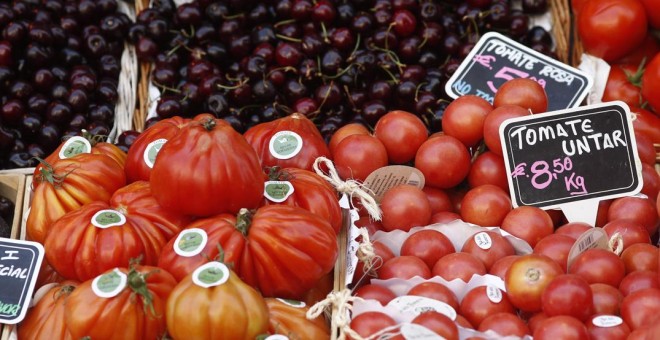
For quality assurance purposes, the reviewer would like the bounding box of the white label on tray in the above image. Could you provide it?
[264,181,295,203]
[192,262,230,288]
[388,296,457,320]
[269,131,303,160]
[592,315,623,328]
[474,232,493,250]
[400,323,443,339]
[173,228,208,257]
[58,136,92,159]
[91,210,126,229]
[92,268,127,298]
[143,138,167,168]
[486,285,503,304]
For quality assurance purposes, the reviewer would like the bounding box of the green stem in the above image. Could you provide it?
[202,117,216,131]
[127,267,158,317]
[235,208,253,236]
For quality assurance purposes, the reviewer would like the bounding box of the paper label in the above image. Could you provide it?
[143,138,167,168]
[486,285,503,304]
[473,232,493,250]
[399,323,443,339]
[344,210,361,287]
[276,298,306,308]
[387,296,457,320]
[173,228,208,257]
[91,210,126,229]
[363,166,426,202]
[567,228,609,270]
[91,268,127,298]
[269,131,303,160]
[264,181,295,203]
[58,136,92,159]
[192,262,230,288]
[592,315,623,328]
[264,335,289,340]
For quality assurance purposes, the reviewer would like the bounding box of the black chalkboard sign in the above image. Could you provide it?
[445,32,592,111]
[499,101,642,209]
[0,239,44,324]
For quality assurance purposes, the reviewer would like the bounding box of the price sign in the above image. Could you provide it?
[445,32,592,111]
[0,238,44,324]
[499,101,642,224]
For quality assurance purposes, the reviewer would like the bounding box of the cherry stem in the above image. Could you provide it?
[275,34,302,43]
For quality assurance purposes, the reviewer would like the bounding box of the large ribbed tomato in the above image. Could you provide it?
[17,282,78,340]
[44,181,191,281]
[264,298,330,339]
[124,116,189,183]
[244,112,331,171]
[263,167,342,234]
[150,114,264,217]
[166,262,269,340]
[64,266,176,340]
[26,153,127,243]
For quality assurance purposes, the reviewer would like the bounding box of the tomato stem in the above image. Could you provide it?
[235,208,253,236]
[526,267,541,282]
[202,117,217,131]
[266,166,293,181]
[127,266,159,317]
[34,158,77,188]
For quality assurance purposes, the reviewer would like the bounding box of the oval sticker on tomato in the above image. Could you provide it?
[59,136,92,159]
[276,298,306,308]
[269,131,303,160]
[264,181,294,203]
[192,262,230,288]
[143,138,167,168]
[92,268,127,298]
[91,209,126,229]
[174,228,208,257]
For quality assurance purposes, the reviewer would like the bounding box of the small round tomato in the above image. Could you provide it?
[541,274,593,321]
[642,53,660,112]
[602,64,643,108]
[459,285,516,328]
[493,78,548,113]
[586,314,631,340]
[460,184,512,227]
[432,252,486,282]
[334,134,388,182]
[602,219,651,251]
[591,283,624,316]
[505,254,563,313]
[461,230,515,271]
[441,95,493,147]
[478,312,530,337]
[569,249,626,287]
[501,206,554,248]
[354,284,397,305]
[374,110,428,164]
[527,312,549,334]
[631,107,660,143]
[489,255,521,281]
[352,241,395,287]
[378,255,431,280]
[619,271,659,297]
[532,315,589,340]
[422,186,454,214]
[483,104,530,156]
[554,222,592,240]
[467,151,509,191]
[414,135,471,189]
[329,123,370,156]
[620,288,660,330]
[640,163,660,199]
[349,312,399,339]
[411,311,459,340]
[634,132,656,165]
[400,229,455,269]
[407,282,460,312]
[621,243,659,274]
[381,185,432,232]
[430,211,463,224]
[533,233,575,272]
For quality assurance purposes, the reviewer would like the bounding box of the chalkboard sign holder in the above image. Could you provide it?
[0,238,44,325]
[499,101,643,226]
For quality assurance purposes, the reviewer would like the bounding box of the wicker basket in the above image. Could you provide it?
[551,0,584,67]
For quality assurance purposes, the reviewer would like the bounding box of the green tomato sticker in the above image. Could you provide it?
[143,138,167,168]
[268,131,303,160]
[58,136,92,159]
[192,262,230,288]
[91,210,126,229]
[91,268,127,298]
[276,298,306,308]
[173,228,208,257]
[264,181,295,203]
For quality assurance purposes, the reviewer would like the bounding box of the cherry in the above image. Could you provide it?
[275,42,303,67]
[392,9,417,37]
[312,1,336,23]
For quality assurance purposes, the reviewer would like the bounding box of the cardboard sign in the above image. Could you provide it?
[0,238,44,324]
[445,32,592,111]
[499,101,642,224]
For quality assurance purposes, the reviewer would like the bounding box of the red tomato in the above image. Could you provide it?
[151,114,264,217]
[374,110,428,164]
[640,0,660,28]
[586,314,631,340]
[459,285,516,328]
[461,230,515,271]
[602,219,651,251]
[620,288,660,329]
[460,185,512,227]
[569,249,626,287]
[634,131,656,166]
[414,135,471,189]
[533,233,575,272]
[353,241,395,286]
[354,284,397,305]
[400,229,455,269]
[124,116,189,183]
[489,255,521,281]
[596,199,613,228]
[532,315,589,340]
[527,312,549,334]
[432,252,487,282]
[641,163,660,199]
[619,270,659,296]
[501,206,554,248]
[441,95,493,147]
[616,33,660,65]
[602,64,643,108]
[577,0,648,62]
[541,274,594,321]
[18,282,78,340]
[607,197,659,237]
[411,312,459,340]
[455,314,474,330]
[430,211,463,224]
[467,151,509,191]
[381,185,432,232]
[478,312,531,337]
[244,112,331,171]
[591,283,624,315]
[505,254,563,312]
[407,282,460,312]
[378,255,432,280]
[631,107,660,143]
[355,216,384,236]
[328,123,370,156]
[642,53,660,112]
[422,186,454,214]
[334,134,388,182]
[554,222,592,240]
[483,104,530,156]
[493,78,548,113]
[621,243,659,274]
[349,312,398,339]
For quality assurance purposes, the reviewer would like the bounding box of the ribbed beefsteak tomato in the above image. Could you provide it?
[44,181,191,281]
[124,116,189,183]
[17,282,78,340]
[150,114,264,217]
[244,112,331,171]
[166,262,269,340]
[265,298,330,339]
[64,266,176,340]
[26,153,127,243]
[263,167,342,234]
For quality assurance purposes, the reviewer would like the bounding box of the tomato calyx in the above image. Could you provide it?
[201,117,217,131]
[54,284,76,300]
[33,158,77,188]
[526,267,541,282]
[266,166,293,181]
[623,59,646,88]
[126,266,159,317]
[79,129,107,147]
[235,208,254,236]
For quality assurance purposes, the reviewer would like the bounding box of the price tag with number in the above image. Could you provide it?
[499,101,643,225]
[445,32,592,111]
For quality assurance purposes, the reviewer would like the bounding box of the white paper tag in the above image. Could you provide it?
[567,228,609,270]
[486,285,503,304]
[592,315,623,328]
[400,323,444,339]
[388,296,457,320]
[473,232,493,250]
[363,166,426,202]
